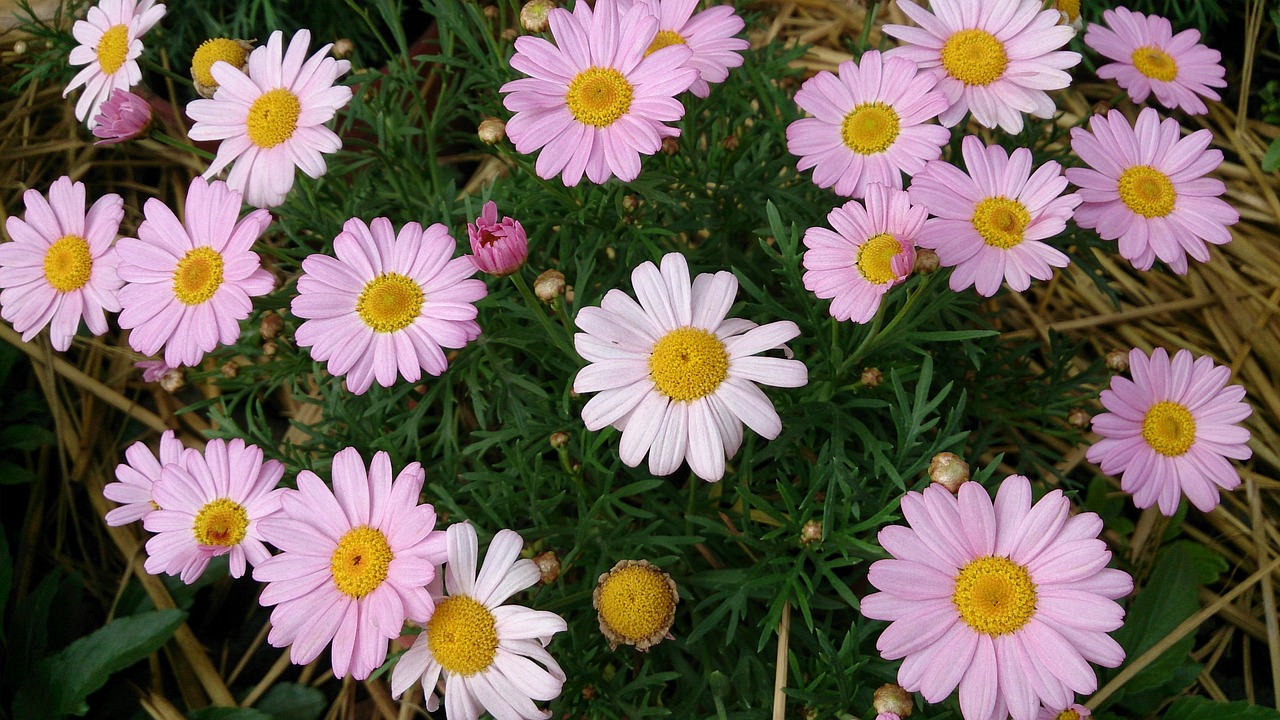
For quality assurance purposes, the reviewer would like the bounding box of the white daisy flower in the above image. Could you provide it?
[64,0,167,127]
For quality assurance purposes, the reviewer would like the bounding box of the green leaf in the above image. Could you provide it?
[1165,696,1280,720]
[1263,135,1280,173]
[0,460,40,485]
[13,608,187,719]
[255,682,327,720]
[188,709,275,720]
[0,531,10,630]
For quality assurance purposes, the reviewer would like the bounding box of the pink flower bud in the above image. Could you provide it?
[467,201,528,277]
[92,89,153,146]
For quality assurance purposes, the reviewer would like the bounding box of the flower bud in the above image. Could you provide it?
[861,367,883,388]
[928,451,969,493]
[534,269,566,303]
[220,361,240,379]
[92,89,152,145]
[262,340,278,357]
[661,136,680,155]
[1068,408,1090,429]
[12,40,27,55]
[722,134,739,151]
[799,519,822,546]
[550,431,570,449]
[332,38,355,59]
[520,0,555,32]
[913,247,940,275]
[534,550,561,584]
[259,312,284,340]
[1105,348,1129,373]
[873,683,913,718]
[468,201,528,277]
[500,27,518,42]
[191,38,253,99]
[159,368,186,393]
[478,117,506,145]
[482,4,499,19]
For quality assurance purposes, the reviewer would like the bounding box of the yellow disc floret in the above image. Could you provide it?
[43,235,93,292]
[856,233,903,285]
[841,102,901,155]
[1117,165,1176,218]
[97,24,130,75]
[192,38,249,89]
[1055,711,1081,720]
[941,29,1008,86]
[952,556,1037,636]
[593,560,678,650]
[246,88,302,149]
[193,498,249,547]
[173,247,225,305]
[1056,0,1081,22]
[971,197,1031,249]
[1131,45,1179,83]
[426,595,499,676]
[1142,400,1196,456]
[565,67,634,128]
[645,30,686,56]
[649,327,730,402]
[330,526,394,599]
[356,273,425,333]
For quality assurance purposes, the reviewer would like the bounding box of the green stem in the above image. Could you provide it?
[857,2,880,51]
[150,130,214,160]
[851,276,929,364]
[510,271,578,362]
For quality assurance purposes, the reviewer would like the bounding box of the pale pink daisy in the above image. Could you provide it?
[1065,108,1238,274]
[862,474,1133,720]
[1038,704,1091,720]
[884,0,1081,134]
[573,252,808,482]
[0,176,124,351]
[103,429,184,526]
[618,0,750,98]
[910,135,1081,297]
[1085,8,1226,116]
[500,0,698,186]
[787,50,950,198]
[391,523,568,720]
[92,88,153,145]
[291,217,486,395]
[254,448,446,680]
[143,438,284,583]
[116,177,274,368]
[802,184,922,323]
[187,29,353,208]
[63,0,166,127]
[468,201,528,277]
[1087,348,1251,516]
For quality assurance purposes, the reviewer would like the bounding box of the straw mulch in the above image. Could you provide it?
[2,0,1279,716]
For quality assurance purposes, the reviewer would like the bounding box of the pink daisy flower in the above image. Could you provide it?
[291,217,486,395]
[619,0,750,98]
[863,474,1133,720]
[1086,348,1251,516]
[63,0,167,127]
[1038,704,1091,720]
[468,201,528,278]
[254,448,447,680]
[391,523,568,720]
[910,135,1081,297]
[0,176,123,351]
[1065,108,1238,274]
[143,438,284,583]
[1084,8,1226,116]
[573,252,808,482]
[103,428,184,526]
[187,29,353,208]
[92,88,153,145]
[116,177,274,368]
[884,0,1081,134]
[786,50,950,199]
[802,184,922,323]
[500,0,698,186]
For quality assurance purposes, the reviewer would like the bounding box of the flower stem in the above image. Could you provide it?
[510,271,578,363]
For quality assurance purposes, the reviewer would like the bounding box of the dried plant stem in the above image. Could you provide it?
[772,600,790,720]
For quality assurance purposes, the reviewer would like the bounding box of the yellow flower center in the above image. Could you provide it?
[841,102,901,155]
[596,564,677,644]
[1142,400,1196,457]
[1056,0,1081,21]
[43,235,93,292]
[246,88,302,149]
[426,595,499,676]
[192,38,248,88]
[645,30,686,56]
[330,526,393,599]
[565,67,633,128]
[971,197,1031,249]
[192,498,249,547]
[1117,165,1176,218]
[97,24,130,75]
[952,556,1037,636]
[355,273,424,333]
[1131,45,1178,82]
[941,29,1008,86]
[1055,711,1081,720]
[648,327,729,402]
[856,233,903,285]
[172,247,225,305]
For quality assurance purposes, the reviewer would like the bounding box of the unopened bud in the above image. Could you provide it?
[259,312,284,340]
[1105,349,1129,373]
[550,431,570,449]
[332,38,355,58]
[262,340,278,357]
[520,0,554,32]
[928,452,969,493]
[799,519,822,546]
[478,117,506,145]
[12,40,27,55]
[500,27,518,42]
[914,248,940,275]
[861,367,883,388]
[581,685,596,700]
[534,551,561,584]
[621,195,639,212]
[483,4,499,19]
[1068,408,1090,429]
[722,135,739,151]
[159,369,186,393]
[220,361,240,379]
[534,269,566,303]
[661,137,679,155]
[873,683,913,718]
